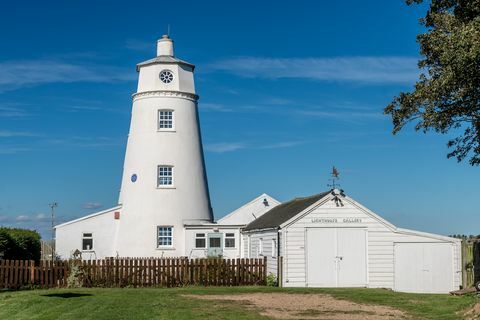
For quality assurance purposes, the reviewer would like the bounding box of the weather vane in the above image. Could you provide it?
[327,166,344,207]
[327,166,340,190]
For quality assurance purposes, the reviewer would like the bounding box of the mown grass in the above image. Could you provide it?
[0,286,477,320]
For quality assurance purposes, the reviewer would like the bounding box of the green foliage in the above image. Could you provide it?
[0,227,41,262]
[266,273,277,286]
[385,0,480,165]
[67,262,85,288]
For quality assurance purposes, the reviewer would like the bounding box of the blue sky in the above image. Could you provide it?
[0,0,478,239]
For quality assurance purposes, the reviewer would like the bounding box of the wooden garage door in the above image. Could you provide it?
[306,228,367,287]
[394,243,454,293]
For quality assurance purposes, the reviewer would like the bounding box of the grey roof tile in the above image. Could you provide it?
[244,191,331,231]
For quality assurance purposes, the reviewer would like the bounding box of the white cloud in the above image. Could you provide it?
[205,140,306,153]
[16,215,31,222]
[83,202,103,210]
[0,59,136,92]
[200,103,234,113]
[208,56,419,84]
[0,105,30,117]
[0,130,40,138]
[0,146,30,154]
[297,110,384,120]
[205,142,247,153]
[125,39,154,52]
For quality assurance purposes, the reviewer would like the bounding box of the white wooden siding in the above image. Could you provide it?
[244,230,278,276]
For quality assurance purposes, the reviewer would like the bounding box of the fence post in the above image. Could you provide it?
[277,256,283,287]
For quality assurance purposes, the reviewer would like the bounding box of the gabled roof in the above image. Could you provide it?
[217,193,281,225]
[244,191,330,231]
[54,205,122,229]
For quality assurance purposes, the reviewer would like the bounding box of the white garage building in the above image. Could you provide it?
[243,190,461,294]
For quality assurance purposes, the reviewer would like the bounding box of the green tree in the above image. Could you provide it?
[385,0,480,165]
[0,227,41,262]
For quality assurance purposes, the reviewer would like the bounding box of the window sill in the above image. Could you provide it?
[82,250,95,252]
[157,130,176,133]
[157,186,176,190]
[156,247,175,251]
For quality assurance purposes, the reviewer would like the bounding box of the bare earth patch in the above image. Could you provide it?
[463,302,480,320]
[186,293,406,320]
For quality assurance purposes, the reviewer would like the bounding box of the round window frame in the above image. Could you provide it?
[159,70,174,84]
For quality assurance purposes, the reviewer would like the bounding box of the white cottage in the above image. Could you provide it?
[242,189,461,294]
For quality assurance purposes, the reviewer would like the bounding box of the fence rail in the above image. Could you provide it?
[0,257,267,289]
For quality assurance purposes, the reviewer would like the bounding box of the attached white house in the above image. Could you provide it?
[242,189,461,294]
[55,36,461,294]
[55,193,280,260]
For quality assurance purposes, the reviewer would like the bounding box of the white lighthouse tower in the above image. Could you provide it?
[115,35,214,257]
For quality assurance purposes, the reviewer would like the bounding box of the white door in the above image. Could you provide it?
[307,228,367,287]
[394,243,454,293]
[337,228,367,286]
[306,228,337,286]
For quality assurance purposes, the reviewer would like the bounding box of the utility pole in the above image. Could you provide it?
[49,202,58,262]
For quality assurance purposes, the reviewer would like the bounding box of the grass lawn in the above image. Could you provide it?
[0,286,477,320]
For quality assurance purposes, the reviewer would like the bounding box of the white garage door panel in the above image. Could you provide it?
[394,243,453,293]
[307,228,336,286]
[307,228,367,287]
[337,229,367,286]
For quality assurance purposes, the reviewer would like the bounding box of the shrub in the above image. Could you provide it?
[266,273,277,286]
[0,227,41,262]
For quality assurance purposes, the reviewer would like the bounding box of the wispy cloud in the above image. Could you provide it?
[0,59,136,92]
[200,103,235,113]
[208,56,419,84]
[125,39,154,52]
[0,105,30,117]
[0,146,31,154]
[83,202,103,210]
[44,136,123,148]
[205,142,247,153]
[205,140,305,153]
[297,110,384,121]
[0,130,41,138]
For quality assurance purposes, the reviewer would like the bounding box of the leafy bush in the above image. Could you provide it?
[266,273,277,286]
[0,227,41,262]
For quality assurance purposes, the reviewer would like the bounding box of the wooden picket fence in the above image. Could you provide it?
[0,257,267,289]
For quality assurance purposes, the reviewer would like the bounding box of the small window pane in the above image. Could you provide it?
[158,110,173,129]
[158,166,173,186]
[225,238,235,248]
[226,233,234,237]
[82,238,93,251]
[157,226,173,247]
[195,238,206,248]
[209,237,221,248]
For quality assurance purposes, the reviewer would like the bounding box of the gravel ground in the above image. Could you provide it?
[186,293,406,319]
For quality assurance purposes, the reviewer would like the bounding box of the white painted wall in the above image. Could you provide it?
[185,226,242,259]
[55,206,121,259]
[218,193,281,225]
[276,195,461,293]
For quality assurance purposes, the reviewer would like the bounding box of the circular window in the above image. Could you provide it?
[159,70,174,84]
[131,174,137,183]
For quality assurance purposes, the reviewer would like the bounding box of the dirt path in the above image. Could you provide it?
[186,293,406,320]
[463,302,480,320]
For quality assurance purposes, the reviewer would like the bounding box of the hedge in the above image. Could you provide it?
[0,227,41,262]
